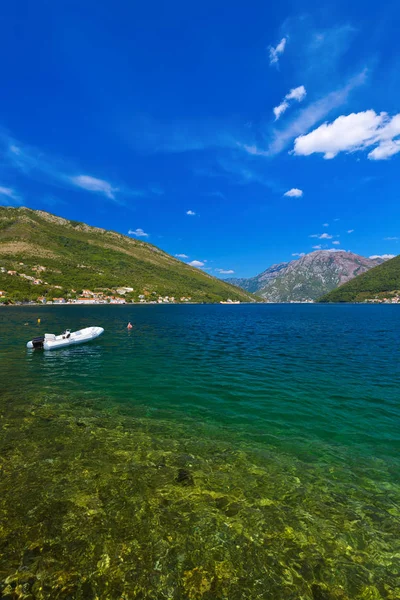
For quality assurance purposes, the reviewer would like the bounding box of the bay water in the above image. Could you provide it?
[0,305,399,599]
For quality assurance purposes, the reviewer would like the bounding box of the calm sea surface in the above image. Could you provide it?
[0,304,399,599]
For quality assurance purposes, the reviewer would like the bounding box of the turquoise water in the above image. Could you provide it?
[1,305,399,599]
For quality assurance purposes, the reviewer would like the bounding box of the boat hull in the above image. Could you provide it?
[27,326,104,350]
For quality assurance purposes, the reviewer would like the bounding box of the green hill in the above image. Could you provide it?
[0,207,255,304]
[318,254,400,302]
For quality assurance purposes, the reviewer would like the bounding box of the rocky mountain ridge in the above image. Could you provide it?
[227,251,387,302]
[226,262,288,293]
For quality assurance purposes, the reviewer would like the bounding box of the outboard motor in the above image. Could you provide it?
[31,335,45,349]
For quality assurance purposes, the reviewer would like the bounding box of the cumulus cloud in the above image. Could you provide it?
[369,140,400,160]
[128,228,149,237]
[188,260,205,267]
[347,229,354,233]
[370,254,395,260]
[273,85,307,120]
[323,223,329,227]
[215,268,235,274]
[284,188,303,197]
[332,240,340,245]
[312,245,322,250]
[293,110,400,160]
[269,37,287,65]
[186,210,196,216]
[310,233,333,239]
[384,236,398,240]
[175,253,189,258]
[266,70,367,156]
[292,252,305,257]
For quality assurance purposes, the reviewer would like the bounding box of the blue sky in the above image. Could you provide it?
[0,0,399,277]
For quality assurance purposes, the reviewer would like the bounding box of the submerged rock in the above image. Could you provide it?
[175,468,194,486]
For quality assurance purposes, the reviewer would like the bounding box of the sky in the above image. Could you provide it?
[0,0,399,278]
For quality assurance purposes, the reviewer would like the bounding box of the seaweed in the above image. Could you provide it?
[0,389,399,599]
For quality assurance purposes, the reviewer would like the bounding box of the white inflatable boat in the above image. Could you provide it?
[27,326,104,350]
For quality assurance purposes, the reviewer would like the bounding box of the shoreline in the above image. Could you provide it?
[0,301,260,307]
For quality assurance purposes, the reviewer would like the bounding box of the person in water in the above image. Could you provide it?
[127,322,133,329]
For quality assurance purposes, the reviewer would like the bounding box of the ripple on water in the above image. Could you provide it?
[0,304,400,598]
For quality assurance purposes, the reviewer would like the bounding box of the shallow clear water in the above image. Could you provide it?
[0,304,399,599]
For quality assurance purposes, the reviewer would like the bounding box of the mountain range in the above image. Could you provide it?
[227,251,388,302]
[319,254,400,302]
[1,207,397,305]
[0,207,255,304]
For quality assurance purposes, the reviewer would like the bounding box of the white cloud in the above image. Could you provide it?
[369,140,400,160]
[286,85,307,102]
[70,175,117,199]
[273,86,307,121]
[186,210,196,216]
[188,260,205,267]
[0,133,146,202]
[273,101,290,121]
[215,268,235,274]
[128,228,149,237]
[312,245,322,249]
[0,186,20,203]
[384,236,398,240]
[175,253,189,258]
[323,223,329,227]
[347,229,354,233]
[370,254,395,260]
[284,188,303,197]
[310,233,333,239]
[332,240,340,245]
[292,252,305,257]
[294,110,400,160]
[266,70,367,156]
[9,145,21,155]
[237,144,269,157]
[269,37,287,66]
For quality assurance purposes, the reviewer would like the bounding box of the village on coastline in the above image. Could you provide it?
[1,264,400,305]
[0,264,242,305]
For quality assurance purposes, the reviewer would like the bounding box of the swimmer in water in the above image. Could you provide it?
[127,322,133,329]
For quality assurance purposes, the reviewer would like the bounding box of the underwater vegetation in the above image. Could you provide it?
[0,389,399,600]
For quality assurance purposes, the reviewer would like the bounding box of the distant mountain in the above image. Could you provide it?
[226,262,288,293]
[227,251,386,303]
[0,207,255,304]
[319,254,400,302]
